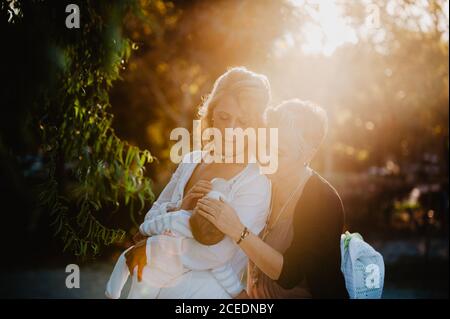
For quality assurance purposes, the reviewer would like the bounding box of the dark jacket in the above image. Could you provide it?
[277,171,349,298]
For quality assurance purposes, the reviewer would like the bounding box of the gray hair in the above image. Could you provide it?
[265,99,328,159]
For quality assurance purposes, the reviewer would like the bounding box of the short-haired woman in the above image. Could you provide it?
[196,99,349,298]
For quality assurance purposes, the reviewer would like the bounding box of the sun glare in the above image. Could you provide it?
[289,0,358,56]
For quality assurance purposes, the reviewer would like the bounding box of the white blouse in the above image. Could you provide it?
[139,151,271,296]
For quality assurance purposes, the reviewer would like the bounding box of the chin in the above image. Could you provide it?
[223,142,246,158]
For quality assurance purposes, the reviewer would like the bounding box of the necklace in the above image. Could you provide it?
[261,174,307,240]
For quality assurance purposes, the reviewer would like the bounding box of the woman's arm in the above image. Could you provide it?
[196,200,284,280]
[238,233,284,280]
[141,174,270,272]
[199,174,346,296]
[178,174,270,270]
[142,162,184,222]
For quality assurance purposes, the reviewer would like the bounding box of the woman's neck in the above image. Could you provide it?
[271,166,310,201]
[203,143,251,165]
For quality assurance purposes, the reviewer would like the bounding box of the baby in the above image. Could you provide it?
[105,178,239,299]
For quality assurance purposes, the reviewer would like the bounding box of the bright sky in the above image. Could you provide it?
[288,0,358,56]
[283,0,449,56]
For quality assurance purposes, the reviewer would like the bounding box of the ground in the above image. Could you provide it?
[0,239,447,299]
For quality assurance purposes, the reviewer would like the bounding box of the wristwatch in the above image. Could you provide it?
[236,226,250,244]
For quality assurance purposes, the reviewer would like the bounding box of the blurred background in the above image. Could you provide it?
[0,0,448,298]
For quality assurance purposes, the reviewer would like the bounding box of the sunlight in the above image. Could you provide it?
[290,0,357,56]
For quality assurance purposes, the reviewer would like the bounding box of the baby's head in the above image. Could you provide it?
[189,179,229,245]
[189,212,224,245]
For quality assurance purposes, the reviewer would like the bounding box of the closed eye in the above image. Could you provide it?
[217,111,230,121]
[238,118,249,127]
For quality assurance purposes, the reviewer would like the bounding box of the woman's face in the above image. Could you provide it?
[212,95,250,131]
[266,126,303,181]
[211,95,252,156]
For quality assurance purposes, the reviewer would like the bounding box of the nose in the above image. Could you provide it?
[223,118,239,143]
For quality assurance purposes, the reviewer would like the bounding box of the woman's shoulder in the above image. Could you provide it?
[180,150,203,164]
[305,171,339,196]
[293,170,345,234]
[301,170,344,213]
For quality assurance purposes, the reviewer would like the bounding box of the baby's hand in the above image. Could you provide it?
[162,229,174,236]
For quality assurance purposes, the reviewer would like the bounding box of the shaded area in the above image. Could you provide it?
[0,239,447,299]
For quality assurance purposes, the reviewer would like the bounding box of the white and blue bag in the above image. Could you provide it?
[340,231,385,299]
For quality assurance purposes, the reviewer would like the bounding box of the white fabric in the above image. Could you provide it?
[340,232,385,299]
[128,270,231,299]
[105,246,134,299]
[105,236,188,299]
[105,151,270,299]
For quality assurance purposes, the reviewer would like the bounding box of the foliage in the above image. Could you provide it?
[0,0,174,257]
[0,0,448,259]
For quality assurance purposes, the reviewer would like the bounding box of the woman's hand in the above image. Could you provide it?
[125,239,147,282]
[195,197,245,242]
[180,180,212,210]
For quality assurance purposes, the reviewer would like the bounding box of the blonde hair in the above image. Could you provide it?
[198,67,271,129]
[265,99,328,157]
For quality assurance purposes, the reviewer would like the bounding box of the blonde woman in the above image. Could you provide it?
[196,99,349,298]
[122,67,272,298]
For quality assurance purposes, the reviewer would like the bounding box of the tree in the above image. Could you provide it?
[0,0,171,257]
